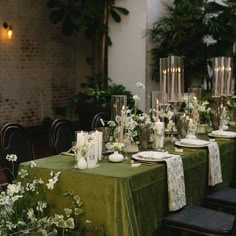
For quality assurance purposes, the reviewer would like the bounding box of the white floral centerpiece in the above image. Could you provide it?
[182,94,211,133]
[0,154,83,235]
[108,82,154,151]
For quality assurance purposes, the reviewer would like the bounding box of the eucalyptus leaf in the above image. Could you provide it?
[110,9,121,22]
[112,6,129,15]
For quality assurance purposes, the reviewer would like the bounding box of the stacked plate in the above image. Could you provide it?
[175,138,210,148]
[208,130,236,138]
[132,151,171,162]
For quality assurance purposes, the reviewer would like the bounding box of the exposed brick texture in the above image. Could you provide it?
[0,0,81,127]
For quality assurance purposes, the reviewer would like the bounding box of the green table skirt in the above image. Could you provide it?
[21,138,236,236]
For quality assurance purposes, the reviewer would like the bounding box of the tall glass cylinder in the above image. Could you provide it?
[167,56,178,102]
[225,57,233,96]
[211,57,233,96]
[167,56,184,102]
[160,58,168,104]
[177,56,184,102]
[151,91,168,121]
[111,95,127,121]
[211,57,220,97]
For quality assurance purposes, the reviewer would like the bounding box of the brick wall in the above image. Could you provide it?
[0,0,86,127]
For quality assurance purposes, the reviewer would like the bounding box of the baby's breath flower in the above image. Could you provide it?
[6,154,17,162]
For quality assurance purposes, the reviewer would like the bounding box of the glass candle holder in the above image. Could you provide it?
[111,95,127,121]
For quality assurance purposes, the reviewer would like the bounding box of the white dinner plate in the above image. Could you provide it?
[175,139,210,148]
[208,130,236,138]
[132,151,170,162]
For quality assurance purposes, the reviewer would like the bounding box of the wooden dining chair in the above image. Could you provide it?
[91,112,109,130]
[161,205,236,235]
[0,123,34,177]
[49,119,76,154]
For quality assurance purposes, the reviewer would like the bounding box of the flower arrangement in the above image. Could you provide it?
[198,100,211,124]
[0,154,83,235]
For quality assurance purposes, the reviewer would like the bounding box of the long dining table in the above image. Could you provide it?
[20,136,236,236]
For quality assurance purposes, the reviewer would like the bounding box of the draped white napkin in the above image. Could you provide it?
[164,155,186,211]
[207,142,222,186]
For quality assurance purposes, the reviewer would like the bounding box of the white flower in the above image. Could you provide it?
[107,120,116,127]
[30,161,37,168]
[133,94,140,101]
[113,142,124,152]
[46,172,61,190]
[36,201,47,212]
[6,154,17,162]
[18,169,28,178]
[202,35,217,46]
[136,82,145,89]
[27,208,34,220]
[7,183,21,196]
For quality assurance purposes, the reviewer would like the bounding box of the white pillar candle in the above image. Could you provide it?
[156,99,159,121]
[178,67,181,101]
[154,121,164,149]
[227,66,231,96]
[119,106,125,142]
[220,63,224,95]
[87,142,97,168]
[76,131,88,148]
[171,68,175,101]
[90,132,99,163]
[97,131,103,160]
[215,67,219,96]
[163,69,167,96]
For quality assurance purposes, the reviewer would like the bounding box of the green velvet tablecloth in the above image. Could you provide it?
[20,137,236,236]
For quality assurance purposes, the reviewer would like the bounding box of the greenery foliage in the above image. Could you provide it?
[55,78,134,118]
[47,0,129,37]
[150,0,236,85]
[0,155,83,235]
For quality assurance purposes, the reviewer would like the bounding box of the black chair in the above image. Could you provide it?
[0,167,14,190]
[0,123,34,177]
[205,187,236,215]
[49,119,76,154]
[91,112,109,130]
[161,205,236,235]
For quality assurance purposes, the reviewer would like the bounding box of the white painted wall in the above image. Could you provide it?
[108,0,147,111]
[109,0,173,111]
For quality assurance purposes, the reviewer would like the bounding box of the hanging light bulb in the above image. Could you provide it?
[3,22,13,39]
[7,25,13,39]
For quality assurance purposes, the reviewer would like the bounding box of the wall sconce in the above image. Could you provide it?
[3,22,13,39]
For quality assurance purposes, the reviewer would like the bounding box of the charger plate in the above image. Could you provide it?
[175,138,210,148]
[208,130,236,138]
[132,151,171,162]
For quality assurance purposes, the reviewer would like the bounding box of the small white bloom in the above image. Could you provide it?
[30,161,36,168]
[18,169,28,178]
[27,208,34,220]
[202,35,217,47]
[133,94,140,101]
[7,183,21,196]
[6,154,17,162]
[136,82,145,89]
